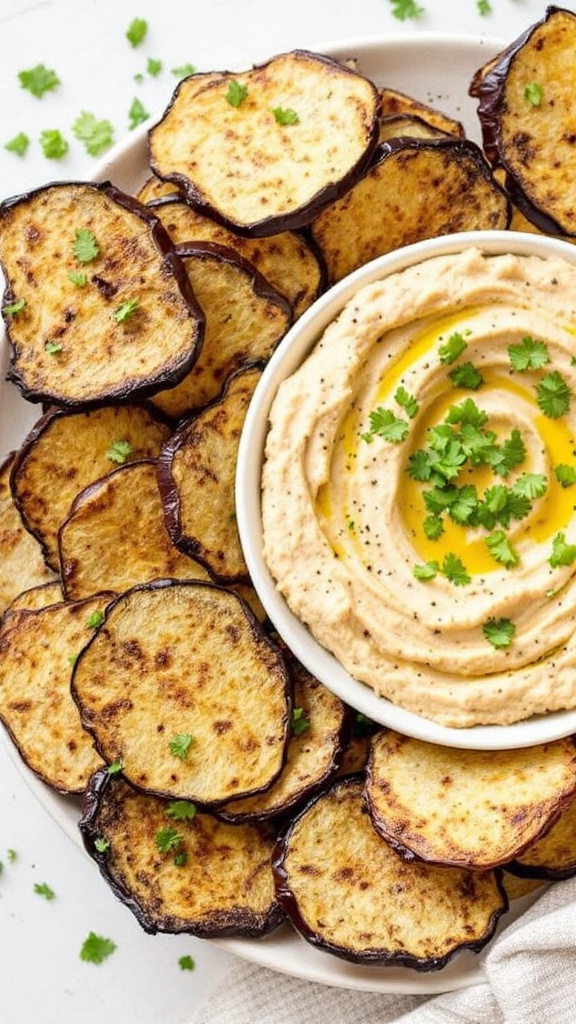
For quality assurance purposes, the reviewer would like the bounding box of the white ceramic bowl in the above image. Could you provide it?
[236,229,576,751]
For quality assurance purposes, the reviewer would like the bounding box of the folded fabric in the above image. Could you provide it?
[189,876,576,1024]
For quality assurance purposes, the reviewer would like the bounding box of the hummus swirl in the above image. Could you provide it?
[262,248,576,727]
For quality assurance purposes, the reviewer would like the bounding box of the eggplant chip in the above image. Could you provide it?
[158,365,262,584]
[150,242,291,417]
[6,580,64,613]
[310,137,510,284]
[0,452,55,616]
[378,113,453,144]
[0,595,111,793]
[473,6,576,235]
[58,459,208,601]
[0,181,204,407]
[80,768,283,937]
[378,87,465,137]
[144,195,324,318]
[135,175,183,204]
[71,579,291,805]
[10,403,172,571]
[148,49,379,236]
[273,775,506,968]
[500,870,546,902]
[217,659,348,822]
[509,793,576,881]
[365,731,576,871]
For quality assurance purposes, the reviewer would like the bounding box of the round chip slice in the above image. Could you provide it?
[273,775,506,968]
[71,579,291,805]
[365,731,576,870]
[509,793,576,881]
[80,768,283,937]
[148,49,380,236]
[0,452,55,616]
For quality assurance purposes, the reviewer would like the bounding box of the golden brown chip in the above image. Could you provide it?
[135,175,182,204]
[150,242,291,417]
[217,660,347,821]
[378,87,465,137]
[80,768,283,937]
[0,452,55,616]
[10,403,172,571]
[510,793,576,880]
[6,580,64,613]
[378,113,453,144]
[474,6,576,235]
[145,196,324,318]
[58,459,208,600]
[71,579,291,805]
[149,50,379,236]
[158,365,261,583]
[0,181,204,406]
[273,775,506,968]
[310,137,510,284]
[365,731,576,870]
[500,870,546,901]
[0,595,110,792]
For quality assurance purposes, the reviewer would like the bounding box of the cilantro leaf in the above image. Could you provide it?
[34,881,55,900]
[4,133,29,157]
[413,560,439,581]
[441,552,471,586]
[423,514,444,540]
[172,64,196,80]
[363,407,409,443]
[291,707,310,736]
[524,82,544,107]
[555,464,576,488]
[549,532,576,569]
[488,428,526,477]
[80,932,117,964]
[94,837,110,853]
[512,473,547,500]
[179,955,196,971]
[507,335,549,371]
[114,299,139,323]
[438,330,469,365]
[18,64,60,98]
[394,385,419,418]
[169,733,194,760]
[536,371,572,419]
[483,617,515,649]
[448,361,484,390]
[447,485,478,525]
[407,448,434,482]
[107,760,123,775]
[2,298,26,316]
[128,97,149,130]
[73,229,99,263]
[86,610,105,629]
[72,112,114,156]
[39,129,68,159]
[271,107,300,126]
[126,17,148,47]
[106,439,135,464]
[147,57,163,77]
[389,0,425,20]
[166,800,197,822]
[155,826,184,854]
[485,530,520,568]
[69,270,87,287]
[226,80,248,108]
[445,397,487,429]
[477,0,492,13]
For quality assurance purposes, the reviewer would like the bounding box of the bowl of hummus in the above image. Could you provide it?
[236,230,576,749]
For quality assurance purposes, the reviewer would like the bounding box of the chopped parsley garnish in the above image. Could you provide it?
[549,532,576,569]
[68,270,87,286]
[555,464,576,488]
[128,98,150,129]
[126,17,148,47]
[34,881,55,900]
[147,57,163,77]
[72,112,114,156]
[394,385,419,418]
[155,826,184,854]
[271,107,300,126]
[524,81,544,107]
[73,229,99,263]
[291,707,310,736]
[448,361,484,390]
[172,63,196,79]
[362,407,409,444]
[80,932,117,964]
[86,610,105,629]
[106,439,135,464]
[413,560,439,581]
[483,617,515,649]
[179,955,196,971]
[2,298,26,316]
[18,64,60,98]
[4,132,29,156]
[507,335,550,371]
[94,837,110,853]
[389,0,425,19]
[226,80,248,108]
[39,129,68,159]
[166,800,197,822]
[536,371,572,419]
[114,299,139,322]
[7,849,17,862]
[485,530,519,568]
[107,760,123,775]
[477,0,492,14]
[45,341,63,355]
[438,330,469,365]
[169,733,194,760]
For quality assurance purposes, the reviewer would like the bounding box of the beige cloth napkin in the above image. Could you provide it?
[189,876,576,1024]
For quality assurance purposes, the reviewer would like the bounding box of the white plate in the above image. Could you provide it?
[1,31,544,995]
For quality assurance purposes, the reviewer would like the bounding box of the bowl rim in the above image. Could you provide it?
[236,229,576,751]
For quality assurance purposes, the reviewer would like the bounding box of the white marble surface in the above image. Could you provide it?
[0,1,557,1022]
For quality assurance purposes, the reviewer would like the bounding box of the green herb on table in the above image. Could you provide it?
[389,0,425,20]
[72,112,115,156]
[128,98,150,130]
[179,955,196,971]
[483,617,515,650]
[147,57,163,77]
[39,129,68,159]
[18,64,60,98]
[126,17,148,47]
[80,932,117,964]
[34,881,56,900]
[172,64,196,79]
[477,0,492,14]
[4,133,29,157]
